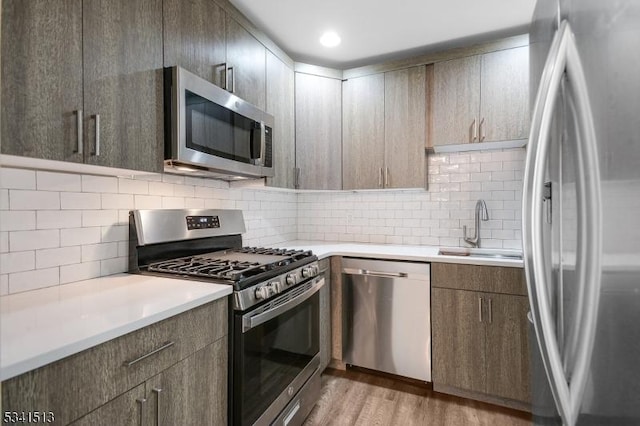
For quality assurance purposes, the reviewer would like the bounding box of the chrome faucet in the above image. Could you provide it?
[463,199,489,248]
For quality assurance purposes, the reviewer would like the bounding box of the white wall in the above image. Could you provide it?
[0,169,297,295]
[0,147,525,295]
[297,148,525,248]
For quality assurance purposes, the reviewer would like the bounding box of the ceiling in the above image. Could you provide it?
[228,0,537,69]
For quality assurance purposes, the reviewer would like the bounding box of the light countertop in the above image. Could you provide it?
[277,241,524,268]
[0,274,231,381]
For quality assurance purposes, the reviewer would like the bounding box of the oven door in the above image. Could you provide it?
[233,276,323,426]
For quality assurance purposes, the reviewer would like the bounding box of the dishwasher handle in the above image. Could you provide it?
[342,268,408,278]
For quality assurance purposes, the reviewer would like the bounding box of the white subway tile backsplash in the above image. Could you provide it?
[1,211,36,231]
[9,267,59,293]
[101,193,134,210]
[185,198,205,209]
[37,210,82,229]
[60,261,101,284]
[0,232,8,253]
[36,246,81,268]
[0,251,35,274]
[174,184,195,197]
[82,210,119,227]
[37,171,81,192]
[61,192,101,210]
[1,169,36,189]
[82,242,118,262]
[100,257,128,276]
[0,274,8,295]
[101,225,128,243]
[82,175,118,193]
[0,189,8,210]
[61,227,101,247]
[118,178,149,195]
[149,181,175,196]
[134,195,162,209]
[11,190,60,210]
[10,230,59,251]
[162,197,185,209]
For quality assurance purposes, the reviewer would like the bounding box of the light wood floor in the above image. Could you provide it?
[303,369,532,426]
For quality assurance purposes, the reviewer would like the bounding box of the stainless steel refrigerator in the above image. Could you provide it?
[524,0,640,425]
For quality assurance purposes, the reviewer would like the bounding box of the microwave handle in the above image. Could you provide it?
[250,123,266,165]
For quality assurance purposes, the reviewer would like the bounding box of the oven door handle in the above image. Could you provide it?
[242,276,325,333]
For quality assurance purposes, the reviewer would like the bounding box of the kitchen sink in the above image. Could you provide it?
[437,248,523,260]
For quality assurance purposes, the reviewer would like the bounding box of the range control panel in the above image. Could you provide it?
[186,215,220,230]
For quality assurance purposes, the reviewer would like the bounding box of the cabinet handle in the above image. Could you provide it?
[379,167,383,188]
[384,167,389,187]
[478,297,483,322]
[295,167,301,189]
[488,297,493,323]
[220,62,228,90]
[227,66,235,93]
[92,114,100,156]
[470,118,478,142]
[75,110,83,155]
[479,118,486,142]
[152,388,163,426]
[124,341,175,367]
[136,397,147,426]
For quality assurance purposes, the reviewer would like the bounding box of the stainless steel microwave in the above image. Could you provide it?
[164,66,274,179]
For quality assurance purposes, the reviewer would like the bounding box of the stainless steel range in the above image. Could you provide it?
[129,209,322,426]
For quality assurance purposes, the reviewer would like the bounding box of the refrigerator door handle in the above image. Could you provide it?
[523,20,602,426]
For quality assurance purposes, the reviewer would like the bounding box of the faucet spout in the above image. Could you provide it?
[463,199,489,248]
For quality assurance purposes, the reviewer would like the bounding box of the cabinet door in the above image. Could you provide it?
[480,46,530,142]
[342,74,385,190]
[319,262,332,371]
[485,294,531,403]
[70,384,146,426]
[163,0,227,87]
[1,0,83,162]
[265,51,295,189]
[145,339,228,426]
[432,288,486,393]
[384,66,426,188]
[432,56,481,145]
[295,73,342,190]
[83,0,164,172]
[225,16,266,109]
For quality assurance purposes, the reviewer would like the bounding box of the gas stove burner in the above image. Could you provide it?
[146,246,316,284]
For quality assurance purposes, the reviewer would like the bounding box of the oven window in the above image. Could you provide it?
[234,291,320,426]
[185,90,258,163]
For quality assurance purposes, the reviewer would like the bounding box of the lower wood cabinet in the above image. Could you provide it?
[1,299,228,425]
[431,263,531,409]
[319,258,332,371]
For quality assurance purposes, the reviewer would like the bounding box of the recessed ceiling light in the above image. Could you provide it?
[319,31,341,48]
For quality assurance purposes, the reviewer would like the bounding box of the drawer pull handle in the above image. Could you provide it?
[124,341,175,367]
[152,388,163,426]
[136,397,147,426]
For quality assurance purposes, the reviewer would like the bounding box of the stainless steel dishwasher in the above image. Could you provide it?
[342,258,431,382]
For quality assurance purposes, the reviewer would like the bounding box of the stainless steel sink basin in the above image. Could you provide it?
[437,248,523,260]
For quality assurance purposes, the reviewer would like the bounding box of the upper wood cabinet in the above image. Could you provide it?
[1,0,164,173]
[384,66,427,188]
[163,0,227,87]
[342,74,385,190]
[342,66,427,189]
[265,51,295,189]
[225,16,266,110]
[295,73,342,190]
[432,46,529,146]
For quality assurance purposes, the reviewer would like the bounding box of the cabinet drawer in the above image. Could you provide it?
[1,298,227,425]
[431,263,526,295]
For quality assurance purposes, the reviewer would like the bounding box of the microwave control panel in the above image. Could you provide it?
[186,215,220,230]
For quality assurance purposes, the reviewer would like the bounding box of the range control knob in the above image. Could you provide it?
[255,286,271,300]
[269,281,282,294]
[301,266,314,278]
[286,274,297,285]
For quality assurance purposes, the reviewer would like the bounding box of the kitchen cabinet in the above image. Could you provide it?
[431,263,531,408]
[265,51,295,189]
[1,0,164,173]
[384,66,427,188]
[295,73,342,190]
[342,74,385,190]
[432,46,529,146]
[163,0,227,87]
[225,16,266,110]
[342,67,426,190]
[1,299,228,425]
